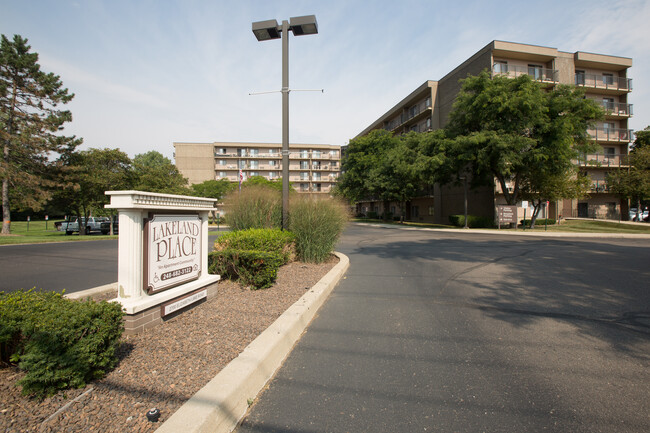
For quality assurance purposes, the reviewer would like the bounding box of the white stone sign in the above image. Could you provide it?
[145,214,202,294]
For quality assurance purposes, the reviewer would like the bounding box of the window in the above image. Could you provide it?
[528,64,543,80]
[575,70,585,85]
[300,150,309,158]
[312,150,321,158]
[329,150,338,157]
[215,148,227,155]
[313,172,321,181]
[312,161,321,170]
[425,96,432,107]
[426,118,432,129]
[269,172,277,179]
[409,105,418,118]
[411,205,419,218]
[331,161,338,167]
[300,161,309,169]
[604,147,616,157]
[269,148,277,155]
[428,206,435,216]
[218,159,227,166]
[603,97,615,111]
[249,171,259,177]
[301,172,309,180]
[603,121,616,131]
[237,148,246,157]
[218,171,227,178]
[269,160,277,167]
[602,73,614,85]
[494,61,508,74]
[314,183,321,192]
[300,183,309,192]
[238,160,246,169]
[250,160,259,169]
[249,149,259,156]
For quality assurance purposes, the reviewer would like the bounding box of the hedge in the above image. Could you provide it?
[449,215,495,228]
[520,218,556,226]
[0,290,124,397]
[208,249,285,290]
[214,228,295,264]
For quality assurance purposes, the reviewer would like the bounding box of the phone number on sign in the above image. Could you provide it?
[161,266,193,281]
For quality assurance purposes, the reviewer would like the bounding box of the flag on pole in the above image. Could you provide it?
[239,169,243,191]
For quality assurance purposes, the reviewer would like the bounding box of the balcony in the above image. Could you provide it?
[575,74,632,94]
[590,180,610,193]
[384,98,432,132]
[587,127,633,143]
[576,153,629,168]
[492,65,558,84]
[601,101,633,118]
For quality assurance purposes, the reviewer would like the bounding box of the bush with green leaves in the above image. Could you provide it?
[209,249,285,289]
[520,218,556,226]
[0,290,124,397]
[449,214,495,228]
[222,185,282,230]
[289,196,349,263]
[214,228,295,263]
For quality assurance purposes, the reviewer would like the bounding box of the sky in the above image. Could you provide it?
[2,0,649,162]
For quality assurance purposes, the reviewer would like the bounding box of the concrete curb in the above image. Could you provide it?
[63,282,117,300]
[354,222,650,238]
[155,251,350,433]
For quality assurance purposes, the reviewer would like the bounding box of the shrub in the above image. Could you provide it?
[0,290,124,397]
[366,211,379,219]
[289,196,349,263]
[222,186,282,230]
[214,228,295,263]
[208,250,285,289]
[520,218,556,226]
[449,214,495,228]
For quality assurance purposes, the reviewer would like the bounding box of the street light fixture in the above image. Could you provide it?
[251,15,319,230]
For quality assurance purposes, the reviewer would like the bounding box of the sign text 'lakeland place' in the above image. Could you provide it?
[144,214,202,294]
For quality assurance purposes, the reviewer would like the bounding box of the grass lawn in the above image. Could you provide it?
[0,220,118,245]
[353,218,650,234]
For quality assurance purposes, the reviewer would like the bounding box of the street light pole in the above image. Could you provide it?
[460,176,469,229]
[252,15,318,231]
[281,20,290,231]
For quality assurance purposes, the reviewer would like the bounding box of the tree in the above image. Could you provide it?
[632,126,650,150]
[241,175,288,192]
[131,151,190,194]
[445,70,602,226]
[1,34,80,234]
[190,178,236,199]
[56,148,132,235]
[336,130,424,221]
[607,146,650,220]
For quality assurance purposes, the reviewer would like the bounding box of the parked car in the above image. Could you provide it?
[629,208,649,222]
[60,217,111,235]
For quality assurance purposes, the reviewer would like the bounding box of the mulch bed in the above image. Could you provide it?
[0,256,338,432]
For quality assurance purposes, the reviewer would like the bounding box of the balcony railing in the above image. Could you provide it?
[587,128,633,142]
[602,101,633,116]
[576,153,629,167]
[575,74,632,92]
[384,98,432,131]
[590,180,610,193]
[493,65,558,83]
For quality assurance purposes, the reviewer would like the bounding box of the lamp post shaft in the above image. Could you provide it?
[281,20,290,231]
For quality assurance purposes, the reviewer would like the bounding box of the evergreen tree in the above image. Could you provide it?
[1,34,80,234]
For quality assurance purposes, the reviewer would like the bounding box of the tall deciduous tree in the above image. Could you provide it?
[56,148,132,235]
[1,34,80,234]
[446,70,602,226]
[632,125,650,150]
[607,146,650,220]
[131,150,190,194]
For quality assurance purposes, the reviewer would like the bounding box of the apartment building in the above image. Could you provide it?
[174,142,341,194]
[356,40,633,223]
